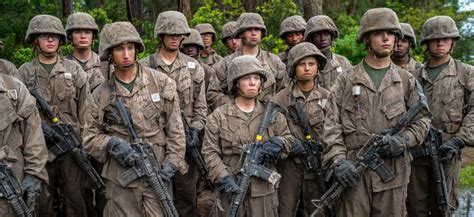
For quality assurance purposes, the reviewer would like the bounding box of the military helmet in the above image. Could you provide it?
[221,21,238,42]
[400,23,416,48]
[195,23,216,41]
[227,55,267,92]
[287,42,327,78]
[420,16,460,45]
[279,15,306,39]
[182,29,204,49]
[154,11,191,37]
[304,15,339,41]
[234,13,267,38]
[357,8,402,43]
[25,14,67,44]
[66,12,99,36]
[99,22,145,61]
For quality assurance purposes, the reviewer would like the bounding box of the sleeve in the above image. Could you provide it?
[321,75,348,168]
[456,64,474,146]
[162,78,188,173]
[207,60,231,111]
[201,111,229,182]
[17,81,48,183]
[190,64,208,130]
[75,65,92,138]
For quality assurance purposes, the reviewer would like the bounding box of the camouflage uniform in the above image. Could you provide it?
[0,59,20,78]
[394,23,422,73]
[278,15,306,66]
[202,55,293,217]
[321,8,431,217]
[408,16,474,217]
[18,14,92,217]
[66,12,104,92]
[272,42,329,217]
[207,13,288,111]
[196,23,224,66]
[83,21,187,217]
[305,15,352,90]
[221,21,239,56]
[140,11,207,217]
[182,28,216,90]
[0,73,48,217]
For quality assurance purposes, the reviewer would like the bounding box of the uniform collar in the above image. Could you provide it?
[353,61,402,92]
[290,81,323,102]
[114,63,150,96]
[420,57,455,82]
[154,47,190,73]
[32,55,67,78]
[227,99,265,122]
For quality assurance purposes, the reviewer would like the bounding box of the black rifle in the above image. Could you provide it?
[25,76,105,192]
[410,128,448,213]
[114,98,179,217]
[226,101,283,217]
[311,100,425,217]
[0,163,32,217]
[287,102,334,217]
[181,115,214,190]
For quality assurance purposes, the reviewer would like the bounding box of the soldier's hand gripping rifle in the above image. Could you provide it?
[226,101,283,217]
[287,102,334,216]
[114,98,179,217]
[311,100,425,217]
[182,115,214,189]
[0,163,32,217]
[25,76,105,192]
[409,128,448,213]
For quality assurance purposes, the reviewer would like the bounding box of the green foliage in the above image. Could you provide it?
[190,0,245,56]
[460,164,474,189]
[333,30,367,65]
[11,47,34,67]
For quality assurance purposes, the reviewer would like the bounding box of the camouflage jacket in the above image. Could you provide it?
[83,63,187,186]
[0,74,48,183]
[140,49,207,131]
[278,48,290,66]
[67,52,105,92]
[322,62,431,192]
[317,53,352,90]
[199,48,223,67]
[202,100,293,194]
[413,58,474,146]
[18,56,91,138]
[207,47,289,111]
[0,59,20,78]
[403,56,422,73]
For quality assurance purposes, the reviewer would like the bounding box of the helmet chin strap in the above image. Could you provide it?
[236,85,261,99]
[36,45,59,58]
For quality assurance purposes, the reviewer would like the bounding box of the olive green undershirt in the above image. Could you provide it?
[77,60,88,70]
[302,90,312,98]
[363,60,390,89]
[116,76,137,93]
[167,61,175,71]
[426,62,449,81]
[40,62,56,74]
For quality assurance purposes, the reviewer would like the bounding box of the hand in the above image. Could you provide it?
[159,160,178,187]
[216,174,240,200]
[107,136,140,167]
[334,159,360,188]
[188,127,201,148]
[377,134,409,158]
[22,175,42,208]
[439,137,464,162]
[290,140,307,157]
[262,136,285,163]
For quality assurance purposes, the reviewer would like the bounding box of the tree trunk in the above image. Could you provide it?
[242,0,258,12]
[62,0,73,17]
[178,0,192,19]
[303,0,323,19]
[126,0,143,34]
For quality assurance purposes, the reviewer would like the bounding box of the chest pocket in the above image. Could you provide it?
[177,74,193,108]
[55,73,76,102]
[219,129,241,156]
[381,98,406,120]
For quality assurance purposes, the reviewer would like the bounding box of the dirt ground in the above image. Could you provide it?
[462,147,474,168]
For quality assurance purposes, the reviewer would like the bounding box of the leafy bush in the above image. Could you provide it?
[460,164,474,190]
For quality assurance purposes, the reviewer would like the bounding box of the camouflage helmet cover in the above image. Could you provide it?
[304,15,339,41]
[221,21,238,42]
[195,23,216,41]
[400,23,416,48]
[279,15,306,38]
[234,13,267,38]
[287,42,327,78]
[25,14,67,44]
[356,8,402,43]
[66,12,99,35]
[420,16,460,44]
[227,55,267,92]
[182,29,205,49]
[99,22,145,61]
[154,11,191,37]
